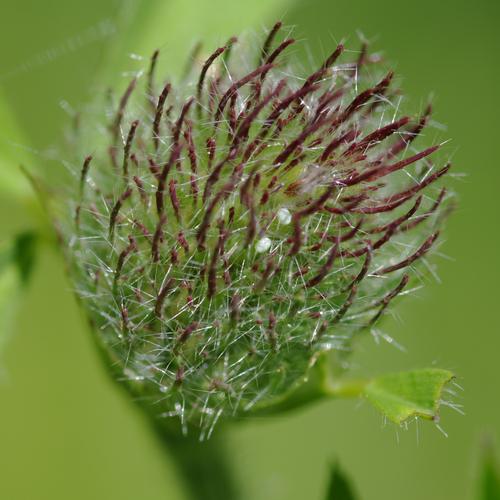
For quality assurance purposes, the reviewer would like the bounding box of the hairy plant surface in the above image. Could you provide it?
[55,23,451,436]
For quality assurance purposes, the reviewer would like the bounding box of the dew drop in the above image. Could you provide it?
[277,208,291,225]
[256,237,272,253]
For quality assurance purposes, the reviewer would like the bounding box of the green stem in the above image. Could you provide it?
[153,422,241,500]
[150,377,366,500]
[75,302,241,500]
[328,379,368,399]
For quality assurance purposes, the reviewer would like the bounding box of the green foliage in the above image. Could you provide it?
[478,443,500,500]
[0,92,33,203]
[364,369,454,424]
[322,440,500,500]
[0,232,37,352]
[325,463,358,500]
[135,0,292,72]
[12,232,37,284]
[249,358,453,430]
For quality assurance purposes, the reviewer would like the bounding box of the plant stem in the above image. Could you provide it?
[77,329,241,500]
[153,422,241,500]
[328,378,368,399]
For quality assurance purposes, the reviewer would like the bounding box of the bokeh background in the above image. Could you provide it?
[1,1,499,499]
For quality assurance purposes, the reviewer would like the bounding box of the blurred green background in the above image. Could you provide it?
[1,0,499,499]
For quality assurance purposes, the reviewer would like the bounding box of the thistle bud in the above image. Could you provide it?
[58,23,451,435]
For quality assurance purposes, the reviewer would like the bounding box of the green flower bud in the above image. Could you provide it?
[57,23,451,436]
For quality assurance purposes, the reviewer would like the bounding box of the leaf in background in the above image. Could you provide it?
[133,0,294,76]
[364,368,454,424]
[478,441,500,500]
[0,91,33,203]
[325,463,358,500]
[0,232,37,353]
[93,0,160,82]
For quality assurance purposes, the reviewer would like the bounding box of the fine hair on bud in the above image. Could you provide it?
[56,22,452,437]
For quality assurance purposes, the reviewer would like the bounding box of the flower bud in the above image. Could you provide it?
[58,23,451,434]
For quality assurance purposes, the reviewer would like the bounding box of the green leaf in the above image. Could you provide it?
[0,232,38,353]
[325,463,358,500]
[478,442,500,500]
[247,360,455,427]
[134,0,293,76]
[364,368,454,424]
[0,91,33,203]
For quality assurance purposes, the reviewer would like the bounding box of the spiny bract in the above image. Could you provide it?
[59,23,451,435]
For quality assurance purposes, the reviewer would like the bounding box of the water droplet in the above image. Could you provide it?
[277,208,291,225]
[256,237,272,253]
